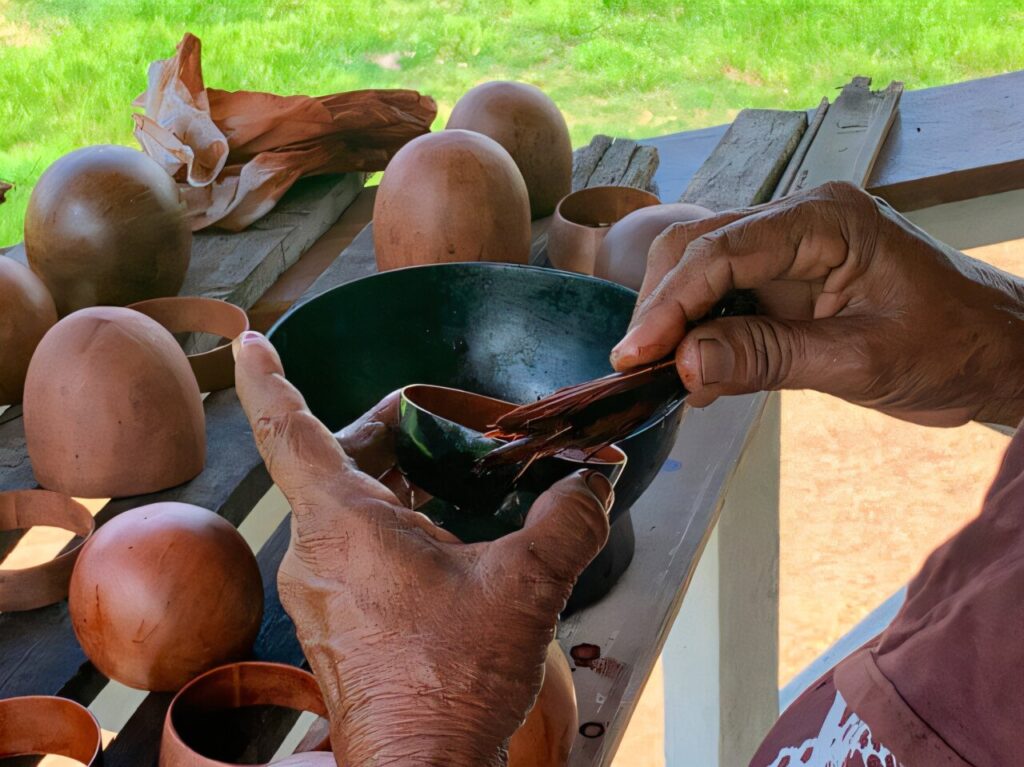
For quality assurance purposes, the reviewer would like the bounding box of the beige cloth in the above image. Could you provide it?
[134,33,436,231]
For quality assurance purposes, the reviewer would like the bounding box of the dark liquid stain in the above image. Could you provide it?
[570,642,601,668]
[579,722,606,738]
[589,656,625,678]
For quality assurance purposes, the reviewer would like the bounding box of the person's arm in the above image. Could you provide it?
[233,331,613,766]
[611,181,1024,429]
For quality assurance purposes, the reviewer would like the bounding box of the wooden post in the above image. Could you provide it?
[663,392,781,765]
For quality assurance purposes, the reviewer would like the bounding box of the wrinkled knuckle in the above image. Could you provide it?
[680,231,719,268]
[650,224,687,263]
[739,320,789,389]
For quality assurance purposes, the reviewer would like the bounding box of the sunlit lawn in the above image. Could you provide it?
[1,0,1022,245]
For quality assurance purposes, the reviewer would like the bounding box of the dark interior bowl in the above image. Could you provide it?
[269,262,685,611]
[269,262,682,515]
[397,384,626,541]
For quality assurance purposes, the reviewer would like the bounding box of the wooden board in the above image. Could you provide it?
[646,70,1024,213]
[868,69,1024,210]
[679,109,807,211]
[183,173,365,308]
[780,77,902,197]
[572,135,660,193]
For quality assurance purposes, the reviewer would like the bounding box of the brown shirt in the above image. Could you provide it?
[751,423,1024,766]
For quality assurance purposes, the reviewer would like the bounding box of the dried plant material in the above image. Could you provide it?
[134,33,436,231]
[481,359,685,468]
[480,289,759,469]
[0,179,10,203]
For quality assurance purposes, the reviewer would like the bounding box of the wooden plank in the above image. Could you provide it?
[619,146,660,193]
[784,77,902,196]
[182,173,365,308]
[640,124,730,203]
[589,139,659,191]
[679,109,807,211]
[572,136,659,193]
[248,188,378,332]
[868,70,1024,210]
[644,71,1024,213]
[773,98,829,200]
[572,135,614,191]
[561,394,771,765]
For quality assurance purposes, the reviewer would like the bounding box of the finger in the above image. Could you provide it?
[333,390,401,476]
[233,332,395,512]
[635,211,747,309]
[612,183,871,371]
[675,315,879,407]
[493,470,612,586]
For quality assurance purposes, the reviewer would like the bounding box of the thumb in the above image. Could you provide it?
[493,470,612,589]
[677,315,865,407]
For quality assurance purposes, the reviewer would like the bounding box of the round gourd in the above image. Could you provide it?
[23,307,205,498]
[69,503,263,692]
[25,145,191,315]
[509,642,578,766]
[373,130,530,271]
[0,256,57,404]
[596,202,714,289]
[447,81,572,219]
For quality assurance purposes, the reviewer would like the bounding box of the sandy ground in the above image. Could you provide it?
[5,240,1023,766]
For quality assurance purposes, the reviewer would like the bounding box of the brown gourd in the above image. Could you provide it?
[373,130,531,271]
[0,256,57,405]
[69,503,263,692]
[595,202,714,289]
[23,307,205,498]
[508,641,578,767]
[447,81,572,219]
[25,145,191,315]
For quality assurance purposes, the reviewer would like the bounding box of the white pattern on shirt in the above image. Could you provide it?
[766,691,902,767]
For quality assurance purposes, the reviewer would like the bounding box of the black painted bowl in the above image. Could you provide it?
[269,262,685,610]
[397,384,626,542]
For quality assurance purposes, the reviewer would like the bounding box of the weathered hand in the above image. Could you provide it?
[611,181,1024,428]
[234,332,611,767]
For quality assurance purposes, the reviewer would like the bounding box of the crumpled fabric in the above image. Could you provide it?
[0,180,10,204]
[134,33,436,231]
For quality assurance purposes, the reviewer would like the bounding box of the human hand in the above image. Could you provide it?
[611,181,1024,428]
[234,332,611,767]
[331,391,399,479]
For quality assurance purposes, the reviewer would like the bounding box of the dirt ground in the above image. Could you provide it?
[6,240,1023,766]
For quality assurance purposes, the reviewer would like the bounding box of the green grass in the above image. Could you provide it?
[1,0,1022,245]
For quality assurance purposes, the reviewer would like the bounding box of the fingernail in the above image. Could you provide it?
[582,470,614,511]
[610,328,640,366]
[241,331,264,345]
[699,338,733,385]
